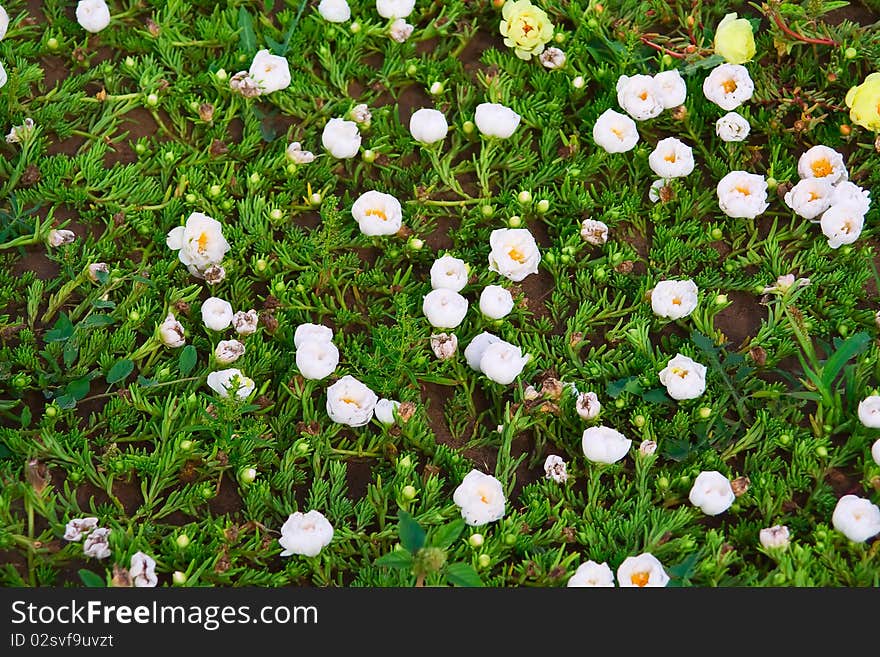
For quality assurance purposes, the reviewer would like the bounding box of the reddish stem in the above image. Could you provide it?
[770,11,838,47]
[640,36,687,59]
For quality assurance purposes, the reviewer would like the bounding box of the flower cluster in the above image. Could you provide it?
[63,517,112,560]
[568,553,669,587]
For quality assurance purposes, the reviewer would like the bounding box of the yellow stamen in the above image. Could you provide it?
[810,158,833,178]
[638,91,648,101]
[630,571,650,587]
[734,185,751,196]
[671,297,682,305]
[341,397,362,408]
[664,153,677,163]
[670,367,689,379]
[508,248,526,264]
[611,127,624,138]
[722,78,737,94]
[365,208,388,221]
[808,191,820,202]
[197,232,209,252]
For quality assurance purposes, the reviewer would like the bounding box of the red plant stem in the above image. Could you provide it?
[770,11,838,47]
[640,36,687,59]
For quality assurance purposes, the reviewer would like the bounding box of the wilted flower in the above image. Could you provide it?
[464,332,501,370]
[158,312,185,348]
[762,273,811,295]
[479,340,529,385]
[453,470,506,526]
[229,71,261,98]
[539,47,566,70]
[318,0,351,22]
[88,262,109,283]
[575,391,601,420]
[715,111,751,142]
[797,145,847,185]
[703,63,754,110]
[488,228,541,282]
[783,178,835,220]
[648,137,695,179]
[5,118,35,144]
[322,117,361,159]
[351,190,403,236]
[759,524,791,550]
[203,264,226,285]
[580,219,609,245]
[653,69,687,109]
[592,108,639,153]
[409,108,448,144]
[688,470,735,516]
[214,339,245,364]
[479,285,514,319]
[474,102,521,139]
[831,494,880,542]
[201,297,233,331]
[716,170,768,218]
[430,254,468,292]
[713,12,755,64]
[248,49,291,95]
[423,288,469,329]
[349,103,371,126]
[858,395,880,428]
[375,398,400,425]
[639,440,657,457]
[76,0,111,33]
[659,353,707,400]
[166,212,230,277]
[820,202,865,249]
[651,279,698,320]
[83,528,112,560]
[616,74,663,121]
[279,510,334,557]
[844,72,880,131]
[430,333,458,360]
[582,425,631,464]
[389,18,414,43]
[376,0,415,19]
[294,323,334,348]
[568,561,615,587]
[130,551,158,587]
[47,229,75,247]
[232,309,258,335]
[617,553,669,587]
[286,142,316,164]
[325,375,378,426]
[543,454,568,483]
[206,368,255,399]
[296,339,340,380]
[64,517,99,542]
[25,458,50,494]
[649,178,670,203]
[499,0,554,61]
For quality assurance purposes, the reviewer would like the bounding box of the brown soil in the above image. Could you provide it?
[714,291,766,351]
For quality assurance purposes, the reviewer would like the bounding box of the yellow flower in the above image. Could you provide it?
[845,72,880,131]
[499,0,554,61]
[713,12,755,64]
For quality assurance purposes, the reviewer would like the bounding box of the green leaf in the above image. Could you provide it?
[178,345,198,376]
[374,550,413,570]
[54,394,76,410]
[106,359,134,385]
[641,388,672,404]
[20,405,31,429]
[65,376,91,401]
[79,314,116,329]
[78,569,105,587]
[136,375,158,388]
[606,376,637,398]
[92,299,116,310]
[820,332,870,390]
[63,340,79,369]
[238,8,257,55]
[681,54,725,77]
[45,313,73,342]
[398,510,426,553]
[432,519,465,550]
[445,562,484,587]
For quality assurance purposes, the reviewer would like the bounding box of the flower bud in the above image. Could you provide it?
[180,439,194,451]
[477,554,491,568]
[208,184,222,197]
[48,37,61,50]
[215,69,229,82]
[462,120,475,135]
[572,75,585,89]
[468,533,484,548]
[309,192,323,207]
[429,81,444,95]
[507,215,522,228]
[536,199,550,214]
[406,64,417,76]
[362,149,377,163]
[401,485,417,500]
[349,21,361,33]
[176,534,190,549]
[146,93,159,107]
[172,571,187,586]
[517,190,532,205]
[239,467,257,484]
[844,47,857,59]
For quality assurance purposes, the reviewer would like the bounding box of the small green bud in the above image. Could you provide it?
[208,184,222,197]
[273,281,287,293]
[517,190,532,205]
[248,172,261,185]
[135,143,147,155]
[477,554,491,569]
[294,283,306,294]
[48,37,60,51]
[398,454,413,469]
[362,149,377,163]
[349,21,361,34]
[714,294,728,306]
[176,534,190,549]
[614,397,625,409]
[240,467,257,484]
[286,163,298,176]
[128,310,141,322]
[429,81,444,95]
[408,237,424,251]
[815,445,828,458]
[503,533,517,546]
[309,192,323,207]
[844,47,857,59]
[779,434,792,446]
[179,439,193,451]
[221,199,234,211]
[295,441,310,454]
[698,407,712,419]
[401,485,417,500]
[269,209,283,221]
[462,120,475,135]
[163,151,175,162]
[184,192,196,203]
[45,405,59,418]
[406,64,418,76]
[658,476,669,489]
[255,258,268,272]
[766,177,778,191]
[172,571,187,586]
[560,254,572,264]
[468,533,484,548]
[593,267,606,280]
[536,199,550,214]
[710,227,723,240]
[634,414,646,428]
[481,204,494,218]
[215,69,228,82]
[146,93,159,107]
[507,215,522,228]
[661,53,673,66]
[572,75,586,89]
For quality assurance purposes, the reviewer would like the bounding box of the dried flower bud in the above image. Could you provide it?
[88,262,109,283]
[110,564,133,587]
[232,309,258,336]
[203,264,226,285]
[229,71,261,98]
[25,458,50,494]
[430,333,458,360]
[639,440,657,456]
[575,391,601,420]
[396,401,416,423]
[47,229,75,247]
[580,219,609,245]
[198,103,215,122]
[540,377,564,399]
[145,17,160,37]
[731,476,750,497]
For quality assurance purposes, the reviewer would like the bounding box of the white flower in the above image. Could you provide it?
[206,368,255,399]
[702,63,754,110]
[830,181,870,216]
[716,170,768,219]
[858,396,880,428]
[783,178,835,220]
[201,297,233,331]
[575,391,601,420]
[617,553,669,587]
[479,285,514,319]
[326,375,378,426]
[452,470,506,526]
[158,312,185,348]
[487,228,541,282]
[658,353,707,400]
[797,145,847,185]
[321,118,361,159]
[318,0,350,22]
[47,229,75,247]
[464,332,500,370]
[409,108,448,144]
[543,455,568,484]
[474,102,521,139]
[83,528,111,560]
[539,47,566,70]
[430,332,458,360]
[831,494,880,542]
[872,438,880,466]
[0,5,8,40]
[688,470,735,516]
[429,254,468,291]
[820,202,865,249]
[294,323,334,348]
[568,561,615,587]
[653,69,687,109]
[592,108,639,154]
[651,279,698,320]
[130,551,158,587]
[648,137,695,179]
[165,212,231,276]
[762,273,810,295]
[376,0,415,19]
[648,178,668,203]
[64,517,99,542]
[479,340,529,385]
[422,288,468,329]
[715,111,751,142]
[389,18,414,43]
[375,398,400,425]
[0,61,6,90]
[296,340,340,380]
[616,74,663,121]
[232,309,259,335]
[215,339,245,365]
[581,425,631,464]
[580,219,609,245]
[248,49,291,95]
[286,142,315,164]
[759,525,791,550]
[279,510,334,557]
[349,103,371,126]
[351,190,403,236]
[76,0,110,33]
